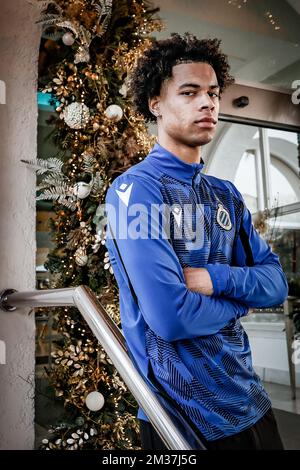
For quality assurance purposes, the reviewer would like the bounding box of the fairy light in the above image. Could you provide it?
[265,10,281,31]
[228,1,281,32]
[228,0,247,6]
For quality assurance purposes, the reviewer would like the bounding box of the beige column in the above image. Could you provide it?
[0,0,41,449]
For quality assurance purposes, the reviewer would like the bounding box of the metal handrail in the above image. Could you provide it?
[0,285,203,450]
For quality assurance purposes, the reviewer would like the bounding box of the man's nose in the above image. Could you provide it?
[197,93,215,110]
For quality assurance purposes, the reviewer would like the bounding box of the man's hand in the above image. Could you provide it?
[183,267,214,296]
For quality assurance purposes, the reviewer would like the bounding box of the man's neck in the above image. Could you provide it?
[157,135,202,165]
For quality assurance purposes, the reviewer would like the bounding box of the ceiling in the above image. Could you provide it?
[153,0,300,90]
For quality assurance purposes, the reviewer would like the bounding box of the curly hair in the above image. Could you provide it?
[129,33,235,122]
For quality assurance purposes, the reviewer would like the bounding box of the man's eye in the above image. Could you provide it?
[209,92,220,98]
[181,91,195,96]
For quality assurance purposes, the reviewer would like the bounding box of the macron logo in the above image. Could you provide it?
[116,182,133,207]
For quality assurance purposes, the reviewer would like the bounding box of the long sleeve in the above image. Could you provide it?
[105,174,249,342]
[206,183,288,308]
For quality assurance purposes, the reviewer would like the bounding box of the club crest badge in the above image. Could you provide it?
[216,204,232,231]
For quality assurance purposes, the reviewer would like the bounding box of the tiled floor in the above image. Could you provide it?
[264,382,300,450]
[264,381,300,415]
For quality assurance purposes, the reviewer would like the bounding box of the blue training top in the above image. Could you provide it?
[105,142,288,442]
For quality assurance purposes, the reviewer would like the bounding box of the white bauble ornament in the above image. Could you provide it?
[62,32,75,46]
[63,102,90,129]
[85,391,105,411]
[104,104,123,122]
[73,182,91,199]
[74,247,88,266]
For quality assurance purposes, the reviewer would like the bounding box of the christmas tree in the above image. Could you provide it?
[28,0,162,450]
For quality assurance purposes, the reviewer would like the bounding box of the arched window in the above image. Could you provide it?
[271,162,298,208]
[234,151,258,213]
[234,148,299,213]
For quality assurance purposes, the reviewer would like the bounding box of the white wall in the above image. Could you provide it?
[242,319,300,386]
[0,0,40,449]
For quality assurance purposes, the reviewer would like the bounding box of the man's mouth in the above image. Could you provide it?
[195,117,217,124]
[194,117,217,128]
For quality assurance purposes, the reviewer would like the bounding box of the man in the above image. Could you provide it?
[105,33,288,450]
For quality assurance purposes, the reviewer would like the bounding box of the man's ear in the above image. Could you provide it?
[148,97,161,118]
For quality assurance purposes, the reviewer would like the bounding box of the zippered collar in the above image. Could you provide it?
[146,142,204,185]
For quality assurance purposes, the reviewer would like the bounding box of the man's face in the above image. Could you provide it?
[151,62,220,148]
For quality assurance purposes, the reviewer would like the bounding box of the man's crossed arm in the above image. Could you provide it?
[183,202,288,308]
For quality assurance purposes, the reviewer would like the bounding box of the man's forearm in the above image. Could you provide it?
[209,263,288,307]
[183,267,214,296]
[185,263,288,308]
